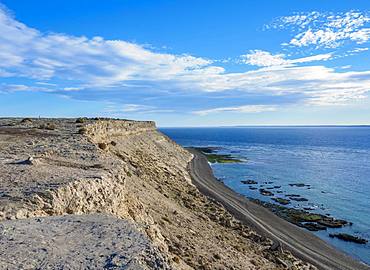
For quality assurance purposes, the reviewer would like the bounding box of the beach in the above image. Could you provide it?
[187,148,370,270]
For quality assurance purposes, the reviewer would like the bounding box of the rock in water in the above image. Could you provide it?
[329,233,368,244]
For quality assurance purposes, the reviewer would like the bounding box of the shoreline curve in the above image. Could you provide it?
[187,148,369,270]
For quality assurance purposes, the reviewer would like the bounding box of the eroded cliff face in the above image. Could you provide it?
[0,120,128,221]
[0,118,313,270]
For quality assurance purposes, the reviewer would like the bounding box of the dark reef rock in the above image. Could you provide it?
[285,194,301,198]
[249,198,350,232]
[329,233,368,244]
[271,197,290,205]
[241,180,257,185]
[192,147,242,163]
[289,197,309,202]
[259,189,274,196]
[192,146,222,153]
[204,153,242,163]
[301,222,327,231]
[289,183,310,188]
[318,219,348,228]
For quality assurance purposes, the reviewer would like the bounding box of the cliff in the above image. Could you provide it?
[0,118,313,269]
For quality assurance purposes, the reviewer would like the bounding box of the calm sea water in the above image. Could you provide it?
[161,127,370,265]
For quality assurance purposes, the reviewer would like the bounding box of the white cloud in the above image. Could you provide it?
[103,104,153,113]
[193,105,277,116]
[348,47,369,53]
[0,7,213,87]
[242,50,287,67]
[289,53,333,64]
[120,104,152,113]
[241,50,332,67]
[63,87,83,91]
[0,6,370,109]
[104,104,174,114]
[268,12,321,30]
[0,83,54,92]
[192,65,370,106]
[272,11,370,48]
[36,82,57,86]
[340,65,352,69]
[0,69,13,77]
[0,84,30,92]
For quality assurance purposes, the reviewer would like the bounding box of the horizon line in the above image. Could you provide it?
[159,124,370,128]
[1,117,369,128]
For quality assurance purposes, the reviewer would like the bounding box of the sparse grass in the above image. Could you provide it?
[75,117,86,124]
[38,123,56,130]
[90,164,104,169]
[172,256,180,264]
[162,216,172,224]
[78,128,87,135]
[20,118,32,123]
[98,142,108,150]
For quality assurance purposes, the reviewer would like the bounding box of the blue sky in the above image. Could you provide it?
[0,0,370,126]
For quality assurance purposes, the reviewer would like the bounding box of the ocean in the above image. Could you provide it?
[160,126,370,265]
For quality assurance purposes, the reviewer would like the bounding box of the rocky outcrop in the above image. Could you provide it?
[84,119,157,140]
[0,214,170,269]
[0,118,313,269]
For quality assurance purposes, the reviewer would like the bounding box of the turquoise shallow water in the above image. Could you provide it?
[161,127,370,265]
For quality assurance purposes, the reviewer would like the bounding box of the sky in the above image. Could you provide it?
[0,0,370,126]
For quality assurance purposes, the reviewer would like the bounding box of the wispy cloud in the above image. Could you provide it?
[63,87,83,91]
[193,105,277,116]
[348,47,369,53]
[104,104,174,114]
[0,83,53,92]
[120,104,153,113]
[241,50,332,67]
[270,11,370,48]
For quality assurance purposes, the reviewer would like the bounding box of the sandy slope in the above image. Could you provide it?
[187,148,370,270]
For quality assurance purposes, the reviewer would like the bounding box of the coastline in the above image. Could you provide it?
[187,148,370,270]
[2,118,315,269]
